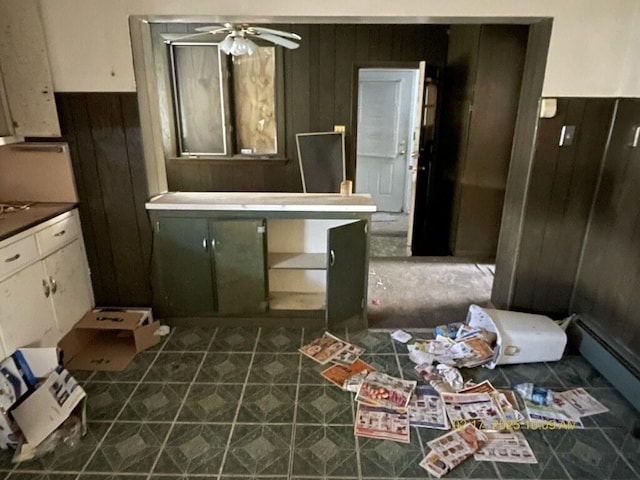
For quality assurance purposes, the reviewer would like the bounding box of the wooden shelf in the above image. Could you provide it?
[268,252,326,270]
[269,291,325,310]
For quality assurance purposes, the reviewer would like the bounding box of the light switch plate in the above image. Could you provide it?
[559,125,576,146]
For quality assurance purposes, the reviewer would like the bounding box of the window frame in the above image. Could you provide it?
[159,32,287,162]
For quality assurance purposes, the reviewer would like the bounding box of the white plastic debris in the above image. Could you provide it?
[154,325,171,336]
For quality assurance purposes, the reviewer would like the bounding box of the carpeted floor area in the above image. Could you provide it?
[367,256,495,329]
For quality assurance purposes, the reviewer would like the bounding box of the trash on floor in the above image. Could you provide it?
[301,315,612,478]
[58,307,160,371]
[390,329,412,343]
[0,346,87,463]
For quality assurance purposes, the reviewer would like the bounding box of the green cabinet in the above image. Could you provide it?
[153,216,267,317]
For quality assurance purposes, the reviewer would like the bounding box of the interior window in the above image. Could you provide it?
[167,39,282,159]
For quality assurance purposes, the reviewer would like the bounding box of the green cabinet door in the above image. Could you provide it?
[154,217,216,316]
[209,219,268,314]
[326,220,368,327]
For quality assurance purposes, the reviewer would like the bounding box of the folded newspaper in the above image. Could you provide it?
[425,424,488,471]
[321,359,375,391]
[474,431,537,464]
[355,371,417,410]
[355,403,410,443]
[407,385,450,430]
[299,332,363,365]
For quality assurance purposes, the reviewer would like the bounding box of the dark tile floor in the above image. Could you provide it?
[2,327,639,480]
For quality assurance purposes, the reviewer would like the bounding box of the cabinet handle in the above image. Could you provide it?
[54,229,66,237]
[4,253,20,263]
[211,238,216,249]
[202,238,207,251]
[49,276,57,294]
[42,279,50,298]
[330,249,336,267]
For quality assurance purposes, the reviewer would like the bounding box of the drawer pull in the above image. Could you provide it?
[43,279,50,298]
[50,276,57,294]
[330,249,336,267]
[5,253,20,263]
[54,230,66,237]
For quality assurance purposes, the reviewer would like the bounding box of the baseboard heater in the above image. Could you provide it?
[569,318,640,412]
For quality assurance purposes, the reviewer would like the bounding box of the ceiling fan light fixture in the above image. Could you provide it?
[220,34,258,56]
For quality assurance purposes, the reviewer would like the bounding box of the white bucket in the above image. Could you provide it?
[465,304,567,369]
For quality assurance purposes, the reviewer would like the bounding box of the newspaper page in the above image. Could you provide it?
[331,343,365,366]
[299,332,349,365]
[427,424,488,470]
[354,403,410,443]
[458,380,497,394]
[474,431,538,464]
[321,359,375,389]
[442,392,506,430]
[419,450,449,478]
[355,372,417,410]
[524,399,584,429]
[408,385,450,430]
[556,388,609,417]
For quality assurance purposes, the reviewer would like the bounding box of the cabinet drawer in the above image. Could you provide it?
[36,213,79,256]
[0,234,38,279]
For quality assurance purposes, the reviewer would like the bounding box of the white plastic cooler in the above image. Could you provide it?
[466,304,567,369]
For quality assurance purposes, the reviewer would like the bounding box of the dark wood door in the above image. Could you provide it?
[209,219,268,314]
[154,216,216,317]
[326,220,367,327]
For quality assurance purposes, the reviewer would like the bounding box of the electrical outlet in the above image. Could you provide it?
[333,125,346,133]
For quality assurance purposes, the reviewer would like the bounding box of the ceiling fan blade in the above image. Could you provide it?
[195,24,230,34]
[255,32,300,49]
[251,26,301,40]
[163,31,216,43]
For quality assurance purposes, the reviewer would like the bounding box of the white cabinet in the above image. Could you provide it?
[0,209,93,354]
[0,0,60,139]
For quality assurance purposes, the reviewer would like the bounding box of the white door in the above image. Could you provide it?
[356,69,420,212]
[43,239,93,336]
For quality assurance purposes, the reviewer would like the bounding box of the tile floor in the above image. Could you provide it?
[1,327,639,480]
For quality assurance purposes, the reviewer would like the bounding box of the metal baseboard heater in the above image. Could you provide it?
[569,318,640,412]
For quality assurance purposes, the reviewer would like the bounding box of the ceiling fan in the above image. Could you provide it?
[189,23,302,56]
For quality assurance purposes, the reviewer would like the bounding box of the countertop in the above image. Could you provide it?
[145,192,377,213]
[0,202,77,242]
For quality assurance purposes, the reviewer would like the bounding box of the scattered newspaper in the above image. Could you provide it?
[299,332,349,365]
[524,399,584,429]
[331,343,364,366]
[442,392,505,430]
[390,329,412,343]
[419,450,449,478]
[355,403,410,443]
[474,431,538,464]
[427,424,488,470]
[408,385,450,430]
[458,381,525,424]
[355,372,416,410]
[556,388,609,417]
[321,359,375,390]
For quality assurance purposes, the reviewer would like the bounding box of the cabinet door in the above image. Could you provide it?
[0,261,57,353]
[326,220,367,326]
[0,0,60,137]
[43,239,93,336]
[210,219,267,314]
[155,217,216,316]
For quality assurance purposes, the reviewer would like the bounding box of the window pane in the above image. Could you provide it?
[232,47,278,155]
[172,44,226,155]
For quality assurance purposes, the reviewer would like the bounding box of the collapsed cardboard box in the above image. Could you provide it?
[58,307,159,371]
[0,348,86,452]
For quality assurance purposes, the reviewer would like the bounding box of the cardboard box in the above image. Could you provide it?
[11,368,86,448]
[0,347,62,450]
[58,308,159,371]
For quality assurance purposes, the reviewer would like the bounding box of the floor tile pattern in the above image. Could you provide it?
[2,326,638,480]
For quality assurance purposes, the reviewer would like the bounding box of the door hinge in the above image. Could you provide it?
[257,225,266,234]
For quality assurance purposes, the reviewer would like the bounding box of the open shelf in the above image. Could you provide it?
[269,291,325,311]
[268,252,326,270]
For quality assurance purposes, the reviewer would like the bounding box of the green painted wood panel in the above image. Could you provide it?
[154,216,216,316]
[326,220,367,327]
[209,219,268,314]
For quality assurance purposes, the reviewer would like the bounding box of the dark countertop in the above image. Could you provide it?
[0,203,77,242]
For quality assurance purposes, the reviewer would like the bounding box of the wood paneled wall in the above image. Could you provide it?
[54,93,152,306]
[166,24,449,192]
[572,98,640,371]
[510,98,616,316]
